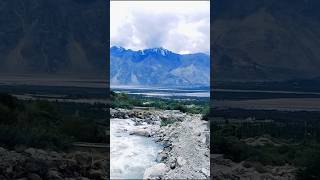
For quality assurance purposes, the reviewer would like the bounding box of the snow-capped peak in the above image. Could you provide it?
[111,46,126,52]
[148,47,171,56]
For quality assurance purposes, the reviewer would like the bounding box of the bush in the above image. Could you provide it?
[60,117,105,143]
[160,119,176,126]
[110,91,209,115]
[0,94,106,150]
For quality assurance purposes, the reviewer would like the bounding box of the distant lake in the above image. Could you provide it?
[111,85,210,99]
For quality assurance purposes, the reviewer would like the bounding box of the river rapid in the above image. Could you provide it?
[110,118,161,179]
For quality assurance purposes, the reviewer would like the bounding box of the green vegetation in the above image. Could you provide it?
[111,91,209,115]
[0,93,106,150]
[211,108,320,179]
[160,119,176,127]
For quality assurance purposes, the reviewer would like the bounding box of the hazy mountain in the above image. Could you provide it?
[212,0,320,82]
[0,0,107,78]
[110,46,210,87]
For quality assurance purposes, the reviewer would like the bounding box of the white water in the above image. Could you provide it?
[110,118,161,179]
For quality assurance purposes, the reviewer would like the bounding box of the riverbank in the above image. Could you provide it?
[110,108,210,179]
[0,147,108,180]
[0,93,109,179]
[212,151,296,180]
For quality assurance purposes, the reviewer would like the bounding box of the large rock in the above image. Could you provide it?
[129,129,151,137]
[28,173,43,180]
[88,169,106,180]
[176,156,187,167]
[46,170,63,180]
[143,163,169,180]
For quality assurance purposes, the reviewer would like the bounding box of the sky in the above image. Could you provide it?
[110,1,210,54]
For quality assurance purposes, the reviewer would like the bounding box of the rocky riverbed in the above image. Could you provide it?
[0,147,108,180]
[211,154,296,180]
[110,108,210,179]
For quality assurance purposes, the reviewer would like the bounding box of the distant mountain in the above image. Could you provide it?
[110,46,210,87]
[0,0,107,78]
[212,0,320,82]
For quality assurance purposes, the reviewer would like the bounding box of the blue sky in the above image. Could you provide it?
[111,1,210,54]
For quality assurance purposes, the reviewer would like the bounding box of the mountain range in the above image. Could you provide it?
[0,0,108,78]
[212,0,320,82]
[3,0,320,89]
[110,46,210,87]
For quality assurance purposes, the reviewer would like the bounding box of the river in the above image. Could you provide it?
[110,118,162,179]
[111,85,210,99]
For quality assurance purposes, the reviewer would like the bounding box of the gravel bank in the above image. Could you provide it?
[0,147,108,180]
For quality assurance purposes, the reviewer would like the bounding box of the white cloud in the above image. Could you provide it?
[110,1,210,54]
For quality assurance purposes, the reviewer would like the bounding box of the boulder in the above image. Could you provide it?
[170,162,176,169]
[201,132,210,147]
[201,168,210,177]
[73,152,92,168]
[177,156,187,167]
[28,173,43,180]
[129,129,151,137]
[156,152,168,162]
[88,169,106,180]
[143,163,169,179]
[194,130,201,136]
[46,170,63,180]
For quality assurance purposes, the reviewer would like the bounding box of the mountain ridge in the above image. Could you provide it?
[212,0,320,82]
[110,46,210,87]
[0,0,108,78]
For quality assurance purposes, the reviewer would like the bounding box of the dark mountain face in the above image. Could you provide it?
[212,0,320,82]
[110,47,210,87]
[0,0,108,77]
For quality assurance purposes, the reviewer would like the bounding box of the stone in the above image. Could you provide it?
[14,145,27,153]
[162,140,171,148]
[194,130,201,136]
[5,165,13,174]
[88,169,105,180]
[177,156,187,167]
[143,163,169,180]
[28,173,43,180]
[24,148,37,156]
[154,137,161,142]
[201,168,210,177]
[46,170,63,180]
[156,152,167,162]
[73,152,91,168]
[129,129,151,137]
[25,161,43,173]
[170,163,176,169]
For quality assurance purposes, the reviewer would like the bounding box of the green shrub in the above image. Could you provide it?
[110,91,209,115]
[0,94,106,150]
[60,117,105,143]
[160,119,176,126]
